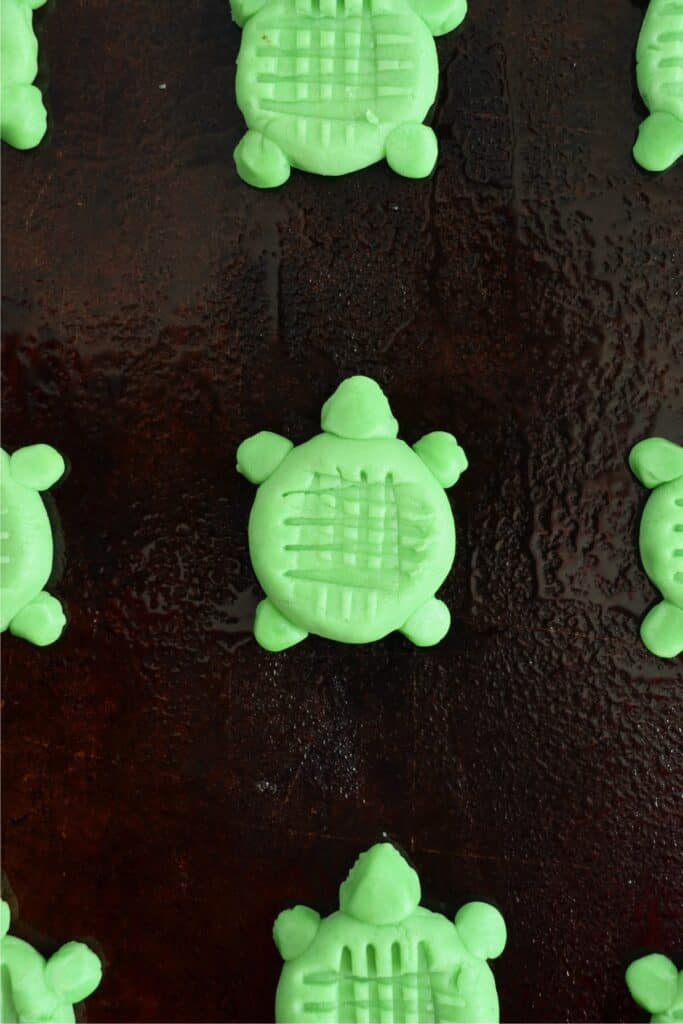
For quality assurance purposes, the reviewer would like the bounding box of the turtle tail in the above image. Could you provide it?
[633,112,683,172]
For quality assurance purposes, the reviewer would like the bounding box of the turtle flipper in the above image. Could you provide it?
[408,0,466,35]
[234,131,291,188]
[634,112,683,173]
[455,902,507,960]
[254,598,308,651]
[44,942,103,1006]
[626,954,678,1015]
[400,597,450,646]
[629,437,683,489]
[273,906,321,960]
[640,600,683,659]
[9,444,65,491]
[414,432,468,488]
[10,591,65,646]
[385,123,438,179]
[0,85,47,150]
[237,432,293,484]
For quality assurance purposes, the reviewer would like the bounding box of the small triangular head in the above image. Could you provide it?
[626,954,679,1015]
[321,377,399,441]
[338,843,420,925]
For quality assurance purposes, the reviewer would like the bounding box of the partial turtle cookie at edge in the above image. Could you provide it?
[0,898,102,1024]
[1,444,67,646]
[629,437,683,659]
[634,0,683,171]
[273,842,506,1024]
[230,0,467,187]
[1,0,48,150]
[626,954,683,1023]
[237,376,467,651]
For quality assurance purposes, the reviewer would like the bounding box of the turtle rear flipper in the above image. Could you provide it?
[640,599,683,659]
[254,598,308,651]
[634,112,683,172]
[401,597,450,646]
[9,591,65,647]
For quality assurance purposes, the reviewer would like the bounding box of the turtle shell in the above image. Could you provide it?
[275,906,500,1024]
[0,450,55,631]
[639,474,683,609]
[235,0,438,176]
[248,433,455,643]
[636,0,683,123]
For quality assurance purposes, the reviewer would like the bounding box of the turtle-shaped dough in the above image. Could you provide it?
[230,0,467,187]
[1,0,48,150]
[626,954,683,1023]
[273,842,506,1024]
[1,444,66,646]
[237,376,467,651]
[0,898,102,1024]
[629,437,683,659]
[634,0,683,171]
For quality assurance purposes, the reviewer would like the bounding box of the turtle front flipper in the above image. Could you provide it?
[44,941,103,1007]
[414,431,468,488]
[385,123,438,179]
[234,131,291,189]
[634,112,683,172]
[9,443,65,491]
[237,431,293,484]
[640,600,683,659]
[0,84,47,150]
[9,591,66,647]
[409,0,466,36]
[630,437,683,489]
[254,598,308,651]
[400,597,450,646]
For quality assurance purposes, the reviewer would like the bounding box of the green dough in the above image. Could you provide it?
[0,898,102,1023]
[273,842,506,1024]
[634,0,683,171]
[626,954,683,1022]
[1,0,48,150]
[629,437,683,659]
[230,0,467,187]
[237,376,467,650]
[1,444,67,646]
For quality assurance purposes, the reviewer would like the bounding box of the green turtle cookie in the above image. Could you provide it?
[1,0,48,150]
[626,954,683,1023]
[1,444,66,646]
[634,0,683,171]
[273,842,506,1024]
[0,898,102,1024]
[629,437,683,659]
[237,376,467,651]
[230,0,467,186]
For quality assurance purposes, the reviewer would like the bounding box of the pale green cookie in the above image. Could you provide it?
[0,898,102,1024]
[629,437,683,659]
[237,376,467,651]
[273,842,506,1024]
[1,0,48,150]
[626,954,683,1023]
[1,444,66,646]
[231,0,467,187]
[634,0,683,171]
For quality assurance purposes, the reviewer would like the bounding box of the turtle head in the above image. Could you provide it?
[338,843,420,925]
[321,378,398,441]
